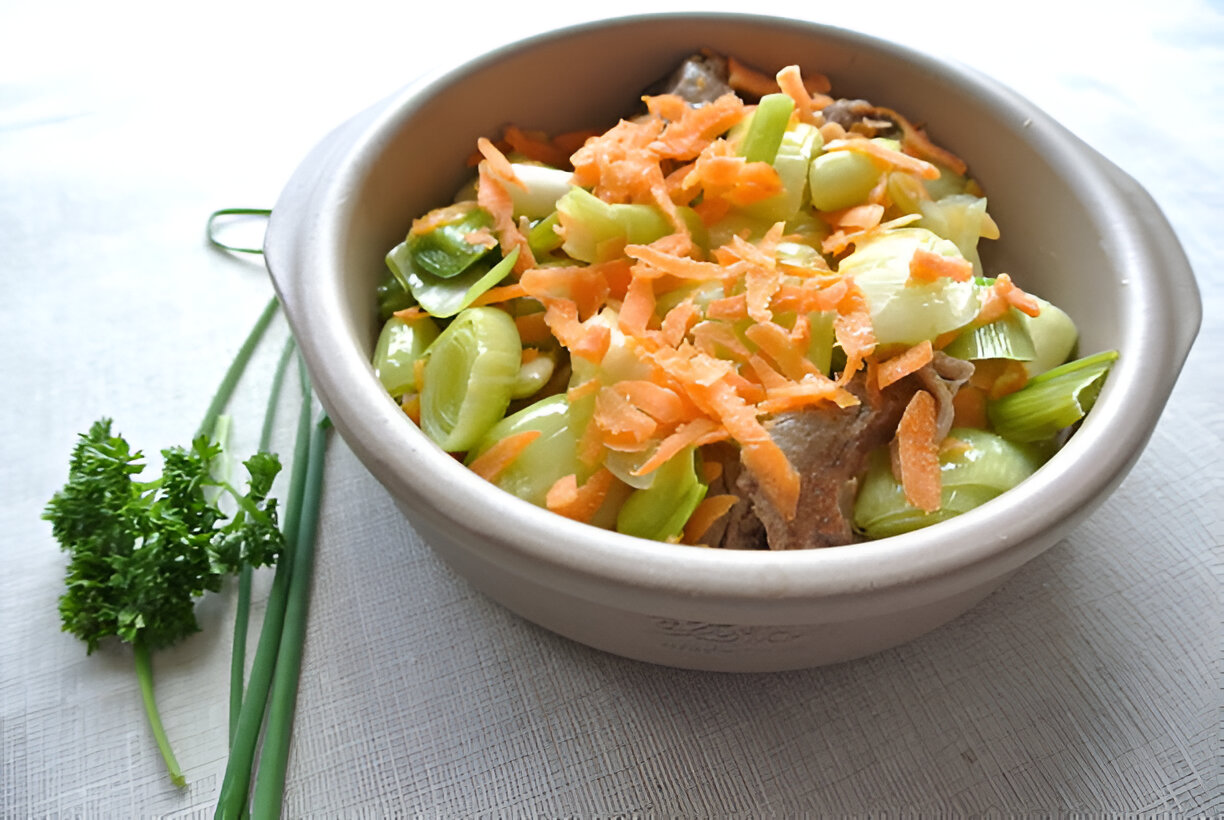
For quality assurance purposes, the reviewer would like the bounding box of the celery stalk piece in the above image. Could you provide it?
[853,428,1045,539]
[739,93,796,164]
[388,245,519,319]
[616,448,707,542]
[420,307,522,452]
[942,310,1036,362]
[741,122,822,225]
[405,204,496,278]
[987,350,1118,443]
[373,314,441,396]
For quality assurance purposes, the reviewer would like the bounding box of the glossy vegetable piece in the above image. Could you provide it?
[808,149,881,212]
[376,272,416,319]
[839,227,981,346]
[942,310,1036,363]
[1018,296,1078,376]
[853,428,1045,538]
[507,163,575,220]
[616,447,707,542]
[742,122,822,225]
[372,314,440,396]
[420,307,522,451]
[387,245,519,319]
[405,203,496,278]
[738,93,795,164]
[988,350,1117,443]
[466,394,590,506]
[556,187,705,263]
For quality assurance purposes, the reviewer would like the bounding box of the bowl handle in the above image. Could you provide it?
[1087,148,1203,368]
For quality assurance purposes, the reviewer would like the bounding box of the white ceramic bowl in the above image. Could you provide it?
[263,14,1200,671]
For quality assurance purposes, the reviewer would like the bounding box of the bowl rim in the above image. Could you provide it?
[266,12,1199,612]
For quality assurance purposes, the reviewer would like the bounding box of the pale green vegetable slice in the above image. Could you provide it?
[1017,297,1078,376]
[738,93,796,164]
[420,307,522,451]
[988,350,1117,443]
[466,394,589,506]
[616,447,707,542]
[388,246,519,319]
[808,149,881,212]
[507,164,575,220]
[372,315,440,396]
[853,428,1045,538]
[741,122,823,225]
[838,227,981,346]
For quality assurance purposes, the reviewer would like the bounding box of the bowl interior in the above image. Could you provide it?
[280,13,1174,610]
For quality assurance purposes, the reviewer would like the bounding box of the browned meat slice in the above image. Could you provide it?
[739,376,915,550]
[916,352,975,443]
[647,51,733,106]
[819,99,903,139]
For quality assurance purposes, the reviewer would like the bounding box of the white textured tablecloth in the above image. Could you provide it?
[3,2,1220,816]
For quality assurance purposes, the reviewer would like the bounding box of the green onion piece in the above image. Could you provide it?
[466,393,591,505]
[197,297,280,441]
[405,204,496,278]
[510,353,556,400]
[388,245,519,319]
[943,310,1036,362]
[376,272,416,319]
[987,350,1118,443]
[249,413,330,819]
[1018,297,1078,376]
[616,447,707,542]
[229,335,297,743]
[206,208,272,255]
[808,149,881,213]
[528,212,564,256]
[420,307,522,451]
[373,314,441,396]
[556,187,705,263]
[214,358,314,820]
[853,428,1045,539]
[507,164,575,220]
[739,93,796,164]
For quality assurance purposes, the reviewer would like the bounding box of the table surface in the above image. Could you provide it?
[4,2,1220,816]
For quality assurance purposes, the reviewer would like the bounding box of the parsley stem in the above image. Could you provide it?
[229,335,298,744]
[197,297,280,441]
[133,640,187,788]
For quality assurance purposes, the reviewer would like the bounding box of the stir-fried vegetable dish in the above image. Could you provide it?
[372,51,1116,549]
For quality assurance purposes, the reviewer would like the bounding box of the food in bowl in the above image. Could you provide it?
[369,50,1116,551]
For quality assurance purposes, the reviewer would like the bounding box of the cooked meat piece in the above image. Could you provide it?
[647,50,733,106]
[739,375,915,550]
[700,442,768,550]
[916,352,974,443]
[819,98,903,139]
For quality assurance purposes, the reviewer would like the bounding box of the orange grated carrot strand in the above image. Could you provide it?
[895,390,942,512]
[468,430,542,483]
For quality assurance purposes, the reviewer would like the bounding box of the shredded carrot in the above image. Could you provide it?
[469,283,528,307]
[468,430,542,483]
[632,417,729,477]
[409,202,480,236]
[501,124,572,169]
[909,248,973,283]
[613,380,690,425]
[727,56,782,98]
[776,65,821,124]
[823,137,941,180]
[951,385,989,429]
[413,358,426,394]
[476,137,526,190]
[833,309,877,385]
[866,105,969,175]
[400,393,421,425]
[895,390,942,512]
[520,264,610,319]
[594,386,658,450]
[477,155,535,273]
[744,321,821,382]
[682,494,741,545]
[650,93,748,161]
[660,298,700,348]
[877,340,934,389]
[618,274,656,337]
[391,306,427,322]
[513,311,551,345]
[545,468,616,524]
